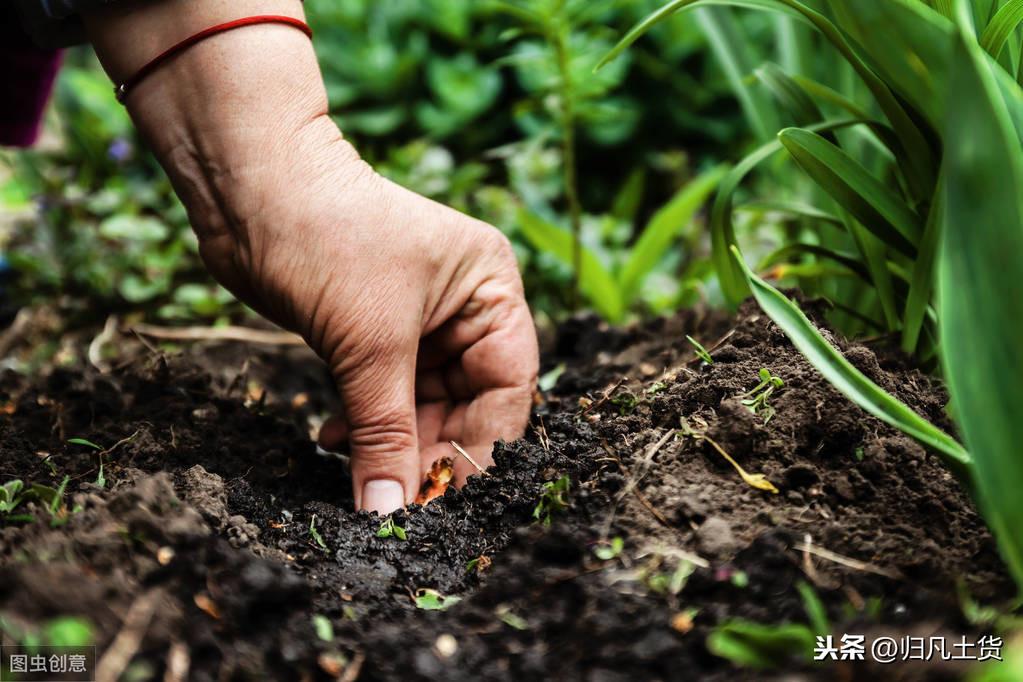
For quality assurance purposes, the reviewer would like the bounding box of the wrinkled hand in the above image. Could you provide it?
[82,2,538,514]
[200,138,538,514]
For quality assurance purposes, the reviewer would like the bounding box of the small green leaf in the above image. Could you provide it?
[312,614,335,642]
[43,617,93,647]
[393,524,407,541]
[68,438,102,450]
[707,620,815,669]
[415,589,462,611]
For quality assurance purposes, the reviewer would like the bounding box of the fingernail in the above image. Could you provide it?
[362,479,405,515]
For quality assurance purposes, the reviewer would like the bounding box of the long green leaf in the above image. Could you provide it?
[730,246,973,481]
[939,23,1023,589]
[711,119,867,306]
[758,243,872,283]
[778,128,922,255]
[518,210,625,321]
[901,176,944,354]
[619,165,726,302]
[981,0,1023,58]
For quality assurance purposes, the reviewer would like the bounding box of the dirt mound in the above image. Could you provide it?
[0,301,1009,681]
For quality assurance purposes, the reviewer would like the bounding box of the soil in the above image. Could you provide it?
[0,300,1012,681]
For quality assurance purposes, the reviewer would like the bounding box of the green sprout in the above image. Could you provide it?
[309,514,328,550]
[594,536,624,561]
[376,516,407,541]
[610,389,639,415]
[687,335,714,364]
[95,464,106,489]
[533,475,571,526]
[741,368,785,423]
[414,588,461,611]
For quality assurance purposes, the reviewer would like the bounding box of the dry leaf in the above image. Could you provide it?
[415,456,454,505]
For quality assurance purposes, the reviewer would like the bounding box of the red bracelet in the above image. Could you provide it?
[114,15,313,103]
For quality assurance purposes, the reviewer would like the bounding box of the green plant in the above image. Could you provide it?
[741,368,784,423]
[533,474,571,525]
[312,614,335,642]
[376,516,407,540]
[414,588,462,611]
[686,335,714,363]
[67,437,102,450]
[706,580,828,669]
[594,536,625,560]
[309,515,328,550]
[604,0,1023,591]
[518,164,726,320]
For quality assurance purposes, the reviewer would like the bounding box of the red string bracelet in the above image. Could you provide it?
[114,15,313,103]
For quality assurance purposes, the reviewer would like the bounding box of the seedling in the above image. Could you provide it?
[679,418,779,495]
[594,536,625,561]
[414,588,461,611]
[94,464,106,489]
[376,516,407,541]
[610,389,639,416]
[533,475,571,526]
[496,606,528,630]
[309,514,328,550]
[687,335,714,364]
[741,368,784,423]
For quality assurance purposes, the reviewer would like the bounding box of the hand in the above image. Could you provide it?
[83,0,539,514]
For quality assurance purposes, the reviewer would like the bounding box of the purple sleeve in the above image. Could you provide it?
[0,6,63,148]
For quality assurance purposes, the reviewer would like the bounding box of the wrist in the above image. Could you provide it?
[82,0,360,239]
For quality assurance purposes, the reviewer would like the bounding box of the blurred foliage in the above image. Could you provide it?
[0,0,772,325]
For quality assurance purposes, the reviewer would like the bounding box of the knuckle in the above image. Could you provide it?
[348,422,417,456]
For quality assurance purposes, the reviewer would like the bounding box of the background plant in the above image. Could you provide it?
[603,0,1023,590]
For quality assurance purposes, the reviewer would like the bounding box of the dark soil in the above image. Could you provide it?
[0,300,1012,681]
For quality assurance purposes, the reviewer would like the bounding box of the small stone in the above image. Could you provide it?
[156,546,175,565]
[696,516,738,558]
[434,633,458,658]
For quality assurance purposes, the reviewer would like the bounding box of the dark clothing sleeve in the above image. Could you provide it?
[1,3,62,147]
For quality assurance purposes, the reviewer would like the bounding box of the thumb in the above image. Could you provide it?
[337,349,421,515]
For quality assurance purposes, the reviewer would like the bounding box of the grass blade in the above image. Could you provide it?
[619,165,726,302]
[939,25,1023,589]
[901,174,944,354]
[518,210,624,321]
[981,0,1023,59]
[730,246,973,481]
[778,128,922,255]
[758,242,872,284]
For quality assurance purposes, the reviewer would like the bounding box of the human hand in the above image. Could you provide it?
[83,0,539,514]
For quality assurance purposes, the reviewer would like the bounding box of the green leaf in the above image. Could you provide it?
[754,63,823,126]
[824,0,952,129]
[980,0,1023,59]
[518,210,624,321]
[729,246,973,482]
[901,176,945,353]
[599,0,936,198]
[778,128,922,255]
[939,25,1023,589]
[618,165,726,302]
[758,243,871,283]
[797,581,830,635]
[706,620,815,669]
[98,215,169,243]
[710,118,867,306]
[312,615,335,642]
[43,617,93,647]
[414,589,462,611]
[68,438,102,450]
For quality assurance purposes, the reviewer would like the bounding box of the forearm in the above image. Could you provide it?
[81,0,358,240]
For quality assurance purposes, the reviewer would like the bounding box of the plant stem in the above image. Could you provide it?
[552,12,583,310]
